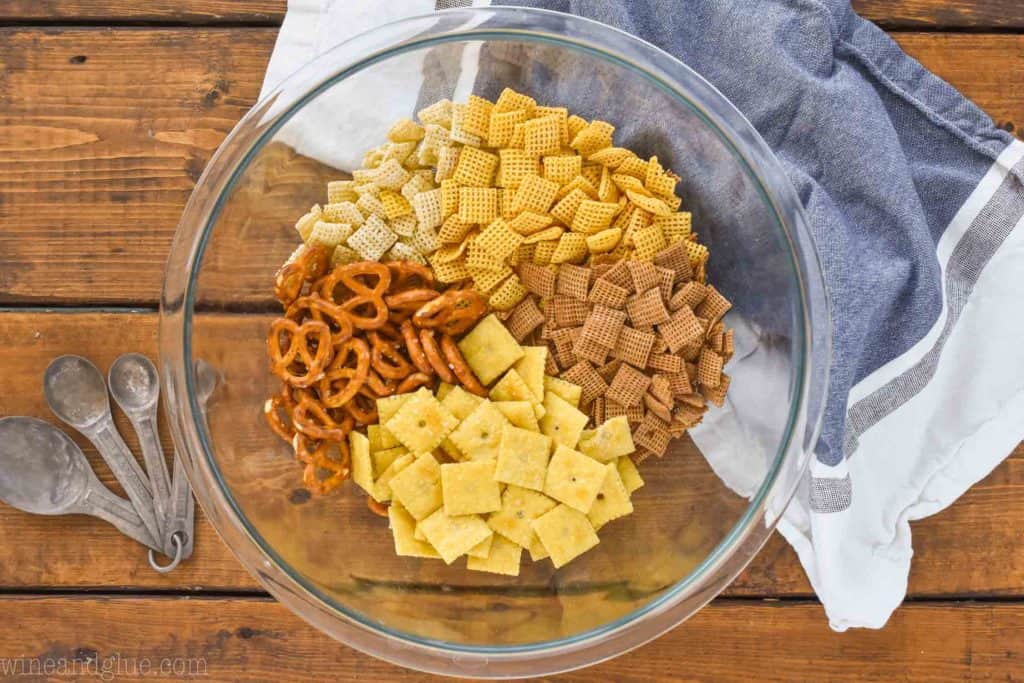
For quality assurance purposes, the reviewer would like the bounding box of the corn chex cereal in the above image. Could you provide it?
[441,460,502,516]
[494,423,553,492]
[532,504,600,568]
[419,508,493,565]
[384,390,458,455]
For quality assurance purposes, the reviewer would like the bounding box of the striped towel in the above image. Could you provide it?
[261,0,1024,630]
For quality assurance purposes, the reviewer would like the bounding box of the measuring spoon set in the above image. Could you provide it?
[0,354,215,573]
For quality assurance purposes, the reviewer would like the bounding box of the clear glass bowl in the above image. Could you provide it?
[160,7,829,678]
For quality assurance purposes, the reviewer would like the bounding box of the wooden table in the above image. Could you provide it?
[0,2,1021,680]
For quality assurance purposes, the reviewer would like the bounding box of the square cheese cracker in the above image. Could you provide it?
[532,504,600,568]
[544,444,608,513]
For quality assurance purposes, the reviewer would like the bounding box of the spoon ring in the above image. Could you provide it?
[148,531,185,573]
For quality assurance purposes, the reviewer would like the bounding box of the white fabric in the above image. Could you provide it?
[260,1,1024,631]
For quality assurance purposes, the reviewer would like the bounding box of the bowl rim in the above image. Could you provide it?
[160,6,830,678]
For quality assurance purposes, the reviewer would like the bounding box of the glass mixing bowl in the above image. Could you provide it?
[160,7,829,678]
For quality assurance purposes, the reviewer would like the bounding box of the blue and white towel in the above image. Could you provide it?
[261,0,1024,630]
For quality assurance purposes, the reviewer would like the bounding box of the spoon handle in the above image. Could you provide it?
[79,486,161,552]
[166,451,195,561]
[131,411,173,551]
[89,421,163,544]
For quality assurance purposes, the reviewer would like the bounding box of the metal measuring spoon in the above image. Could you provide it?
[108,353,172,555]
[43,355,162,546]
[151,358,218,573]
[0,417,160,551]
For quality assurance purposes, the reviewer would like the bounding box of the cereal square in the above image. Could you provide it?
[347,215,398,261]
[467,534,522,576]
[512,173,560,214]
[487,485,557,547]
[587,463,634,530]
[458,314,525,385]
[605,364,652,408]
[524,115,563,156]
[388,453,443,520]
[544,444,608,513]
[441,460,502,516]
[384,390,459,455]
[580,305,626,349]
[454,145,499,187]
[626,288,670,326]
[389,502,441,559]
[532,504,600,568]
[556,264,592,301]
[561,361,608,407]
[448,400,509,462]
[458,187,500,224]
[612,326,656,368]
[495,423,553,491]
[419,509,493,564]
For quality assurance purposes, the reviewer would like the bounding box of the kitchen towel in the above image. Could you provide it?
[260,0,1024,630]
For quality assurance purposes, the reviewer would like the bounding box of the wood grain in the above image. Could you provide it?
[0,30,1021,306]
[1,596,1022,681]
[1,1,1022,30]
[0,1,285,23]
[0,311,1020,600]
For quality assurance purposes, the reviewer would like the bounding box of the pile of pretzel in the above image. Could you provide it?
[263,245,488,494]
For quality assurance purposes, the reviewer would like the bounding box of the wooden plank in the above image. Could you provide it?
[0,596,1021,681]
[1,1,1023,30]
[854,0,1024,29]
[0,1,285,23]
[1,31,1021,305]
[0,311,1021,600]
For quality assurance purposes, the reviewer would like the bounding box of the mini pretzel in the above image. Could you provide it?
[366,369,397,397]
[366,497,390,517]
[397,372,433,394]
[268,318,334,388]
[440,333,487,396]
[412,289,488,335]
[369,331,414,380]
[419,328,456,384]
[274,245,329,306]
[293,433,349,495]
[286,293,354,342]
[292,390,350,442]
[344,388,379,425]
[385,288,439,317]
[263,384,296,443]
[318,261,391,330]
[387,261,435,293]
[318,337,370,408]
[400,319,434,376]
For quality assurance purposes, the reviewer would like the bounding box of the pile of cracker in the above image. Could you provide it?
[348,314,644,574]
[503,239,734,460]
